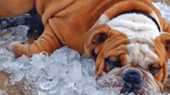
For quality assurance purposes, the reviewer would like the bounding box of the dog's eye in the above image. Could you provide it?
[149,65,161,75]
[91,49,98,59]
[105,58,122,70]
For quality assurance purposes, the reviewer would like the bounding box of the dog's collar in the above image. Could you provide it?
[142,13,161,32]
[124,12,161,32]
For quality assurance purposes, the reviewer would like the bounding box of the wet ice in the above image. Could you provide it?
[153,2,170,22]
[0,90,6,95]
[0,46,121,95]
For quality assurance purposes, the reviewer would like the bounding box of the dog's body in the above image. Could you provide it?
[1,0,170,94]
[1,0,117,57]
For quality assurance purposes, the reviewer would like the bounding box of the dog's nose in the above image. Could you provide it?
[122,69,143,93]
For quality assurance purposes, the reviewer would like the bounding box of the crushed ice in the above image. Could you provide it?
[0,47,119,95]
[0,2,170,95]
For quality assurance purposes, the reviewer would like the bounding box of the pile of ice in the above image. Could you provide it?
[0,2,170,95]
[0,46,120,95]
[0,89,6,95]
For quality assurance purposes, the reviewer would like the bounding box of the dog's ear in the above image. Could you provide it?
[84,25,111,58]
[153,32,170,86]
[155,33,170,58]
[88,25,111,45]
[91,30,108,45]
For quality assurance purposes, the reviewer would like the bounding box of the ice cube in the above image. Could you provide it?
[15,55,31,70]
[15,25,29,37]
[47,85,59,94]
[0,40,6,46]
[60,86,79,95]
[38,91,51,95]
[10,70,26,84]
[82,85,98,95]
[4,34,15,41]
[8,27,17,34]
[0,64,3,71]
[120,92,135,95]
[45,62,68,79]
[71,81,84,94]
[22,14,31,18]
[30,53,48,69]
[7,18,15,23]
[2,61,24,74]
[49,47,69,65]
[67,60,83,81]
[0,89,6,95]
[37,78,58,90]
[0,47,14,62]
[51,46,71,57]
[0,29,7,35]
[84,77,97,87]
[25,66,45,82]
[80,58,95,77]
[24,81,38,94]
[67,50,81,62]
[97,88,119,95]
[151,92,167,95]
[1,20,8,29]
[13,17,25,25]
[153,2,170,22]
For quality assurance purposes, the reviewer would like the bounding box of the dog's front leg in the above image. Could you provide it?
[9,24,62,57]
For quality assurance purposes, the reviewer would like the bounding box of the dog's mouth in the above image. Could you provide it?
[96,75,149,95]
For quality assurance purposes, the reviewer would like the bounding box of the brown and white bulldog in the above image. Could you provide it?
[84,1,170,94]
[1,0,170,94]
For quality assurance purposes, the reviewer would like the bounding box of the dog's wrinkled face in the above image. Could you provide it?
[84,13,170,94]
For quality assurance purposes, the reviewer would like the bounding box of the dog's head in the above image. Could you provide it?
[83,2,170,93]
[84,24,170,94]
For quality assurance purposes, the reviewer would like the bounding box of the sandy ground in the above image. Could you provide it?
[0,72,26,95]
[0,72,35,95]
[0,0,170,95]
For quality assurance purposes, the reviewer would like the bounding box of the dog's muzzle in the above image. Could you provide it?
[96,68,152,95]
[121,69,144,94]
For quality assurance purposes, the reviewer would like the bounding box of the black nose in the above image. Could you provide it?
[122,69,143,93]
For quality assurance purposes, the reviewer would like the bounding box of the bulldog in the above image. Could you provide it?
[1,0,170,94]
[84,1,170,94]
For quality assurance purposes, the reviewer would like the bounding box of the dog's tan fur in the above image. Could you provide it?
[0,0,119,57]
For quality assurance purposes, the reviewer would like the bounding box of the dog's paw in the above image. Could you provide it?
[7,41,21,51]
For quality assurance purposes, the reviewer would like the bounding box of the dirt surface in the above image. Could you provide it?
[0,72,23,95]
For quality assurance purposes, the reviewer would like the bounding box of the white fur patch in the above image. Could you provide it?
[126,43,158,68]
[90,14,109,30]
[96,14,110,25]
[106,13,160,68]
[107,13,160,40]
